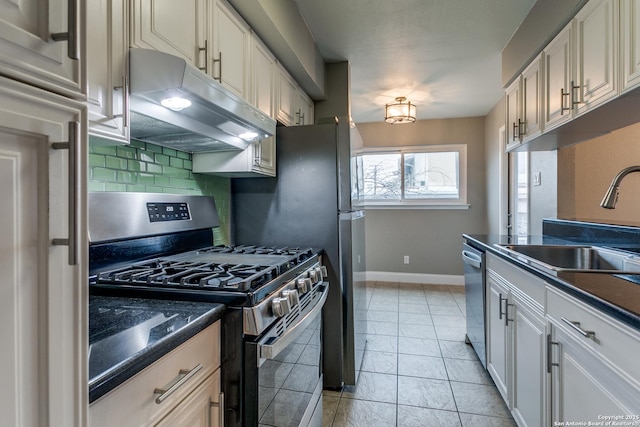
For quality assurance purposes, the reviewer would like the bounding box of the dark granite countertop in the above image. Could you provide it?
[88,296,225,403]
[463,233,640,331]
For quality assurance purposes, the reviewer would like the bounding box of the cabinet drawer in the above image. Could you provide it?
[487,253,545,308]
[90,322,220,427]
[546,286,640,383]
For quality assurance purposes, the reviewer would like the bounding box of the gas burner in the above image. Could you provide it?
[96,258,278,292]
[198,245,314,259]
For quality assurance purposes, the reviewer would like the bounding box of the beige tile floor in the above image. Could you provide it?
[322,282,517,427]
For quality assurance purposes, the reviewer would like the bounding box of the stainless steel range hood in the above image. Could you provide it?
[129,48,276,153]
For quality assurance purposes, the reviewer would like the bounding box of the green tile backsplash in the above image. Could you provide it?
[89,137,230,245]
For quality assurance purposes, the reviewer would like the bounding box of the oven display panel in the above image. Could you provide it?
[147,202,191,222]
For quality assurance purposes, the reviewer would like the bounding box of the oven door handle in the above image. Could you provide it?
[258,282,329,365]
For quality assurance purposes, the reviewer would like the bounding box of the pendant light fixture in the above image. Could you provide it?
[384,96,416,124]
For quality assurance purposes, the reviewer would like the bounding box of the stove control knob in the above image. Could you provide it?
[282,289,300,307]
[308,269,320,284]
[318,266,328,277]
[271,297,291,317]
[296,277,312,294]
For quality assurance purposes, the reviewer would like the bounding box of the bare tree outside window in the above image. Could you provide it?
[353,147,465,205]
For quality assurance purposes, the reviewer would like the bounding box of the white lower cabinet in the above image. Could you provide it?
[546,286,640,423]
[486,259,546,427]
[89,322,222,427]
[486,252,640,426]
[511,293,546,427]
[486,272,510,403]
[0,77,87,427]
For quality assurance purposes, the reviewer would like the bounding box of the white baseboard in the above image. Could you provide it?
[366,271,464,286]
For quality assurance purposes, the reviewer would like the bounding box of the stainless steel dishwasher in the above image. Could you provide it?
[462,242,486,368]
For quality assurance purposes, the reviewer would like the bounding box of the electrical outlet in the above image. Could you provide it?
[403,255,410,264]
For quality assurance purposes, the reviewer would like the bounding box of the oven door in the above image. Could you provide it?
[244,282,328,427]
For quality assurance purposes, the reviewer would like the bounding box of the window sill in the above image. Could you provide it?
[355,204,471,210]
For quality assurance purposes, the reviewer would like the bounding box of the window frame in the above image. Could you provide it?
[352,144,468,209]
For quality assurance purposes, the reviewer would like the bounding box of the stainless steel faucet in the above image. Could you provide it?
[600,165,640,209]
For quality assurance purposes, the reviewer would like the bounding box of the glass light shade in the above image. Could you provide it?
[160,96,192,111]
[384,97,416,124]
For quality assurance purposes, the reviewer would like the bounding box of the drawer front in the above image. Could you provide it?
[487,253,545,308]
[546,286,640,383]
[90,322,221,427]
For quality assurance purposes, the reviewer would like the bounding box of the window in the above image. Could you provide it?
[352,145,467,208]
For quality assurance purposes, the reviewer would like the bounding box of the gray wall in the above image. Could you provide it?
[502,0,587,86]
[358,117,487,276]
[484,98,505,236]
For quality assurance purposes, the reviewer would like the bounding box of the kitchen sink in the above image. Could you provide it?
[493,244,640,275]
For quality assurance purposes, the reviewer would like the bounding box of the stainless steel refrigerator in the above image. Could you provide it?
[231,117,367,389]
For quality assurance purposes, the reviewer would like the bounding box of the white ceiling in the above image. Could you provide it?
[292,0,537,124]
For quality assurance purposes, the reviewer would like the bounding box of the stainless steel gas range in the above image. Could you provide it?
[88,192,328,427]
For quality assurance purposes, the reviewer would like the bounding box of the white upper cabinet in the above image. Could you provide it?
[130,0,208,69]
[543,23,573,132]
[574,0,618,116]
[505,76,522,150]
[506,54,542,150]
[251,35,276,118]
[87,0,129,144]
[211,0,251,99]
[276,63,298,126]
[276,62,314,127]
[296,89,314,125]
[0,0,84,97]
[621,0,640,92]
[521,55,543,142]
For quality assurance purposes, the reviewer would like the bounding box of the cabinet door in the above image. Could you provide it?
[87,0,129,144]
[521,55,543,142]
[511,296,546,427]
[574,0,618,116]
[543,24,573,131]
[505,77,522,150]
[212,0,251,99]
[550,325,640,423]
[296,89,314,126]
[155,371,221,427]
[253,137,276,176]
[486,273,510,404]
[130,0,207,68]
[276,65,297,126]
[251,36,276,118]
[621,0,640,92]
[0,0,84,96]
[0,78,87,427]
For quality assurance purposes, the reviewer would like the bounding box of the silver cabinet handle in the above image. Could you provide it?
[571,80,582,107]
[114,75,129,128]
[154,364,203,404]
[210,392,224,427]
[498,293,507,320]
[505,301,514,326]
[561,317,596,341]
[560,87,570,115]
[198,40,208,74]
[52,121,79,266]
[51,0,80,60]
[213,52,222,82]
[546,333,560,373]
